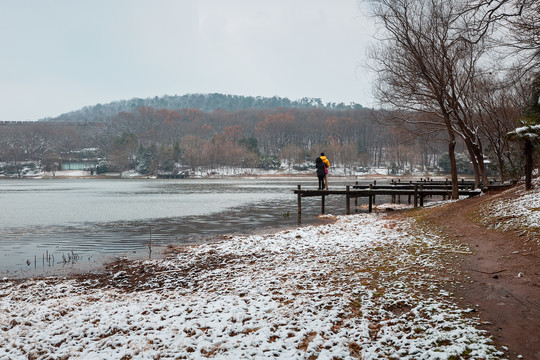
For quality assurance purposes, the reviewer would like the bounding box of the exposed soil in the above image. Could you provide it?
[423,191,540,360]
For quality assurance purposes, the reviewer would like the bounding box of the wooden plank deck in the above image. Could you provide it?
[293,184,482,223]
[296,188,481,197]
[353,179,476,190]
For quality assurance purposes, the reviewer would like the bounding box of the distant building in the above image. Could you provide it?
[60,148,100,171]
[61,159,99,171]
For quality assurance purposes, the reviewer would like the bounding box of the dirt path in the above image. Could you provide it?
[423,194,540,360]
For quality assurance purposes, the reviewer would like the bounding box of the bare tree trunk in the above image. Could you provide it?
[472,137,491,186]
[449,139,459,199]
[497,154,505,183]
[464,141,481,188]
[444,115,460,199]
[525,138,533,190]
[476,149,490,187]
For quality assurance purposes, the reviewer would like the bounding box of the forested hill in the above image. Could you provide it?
[40,93,364,123]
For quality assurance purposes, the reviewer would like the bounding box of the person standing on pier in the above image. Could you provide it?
[315,157,326,190]
[319,153,330,190]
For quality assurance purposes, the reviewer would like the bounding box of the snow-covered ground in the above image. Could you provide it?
[477,178,540,234]
[1,205,509,359]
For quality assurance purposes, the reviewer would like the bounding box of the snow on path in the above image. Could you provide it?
[1,213,503,359]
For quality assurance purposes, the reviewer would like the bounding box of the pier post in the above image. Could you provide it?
[397,179,401,203]
[354,182,358,207]
[346,185,351,215]
[369,184,374,212]
[321,195,325,214]
[297,185,302,224]
[414,184,418,208]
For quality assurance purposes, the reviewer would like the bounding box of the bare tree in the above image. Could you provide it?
[468,0,539,73]
[281,144,305,170]
[366,0,496,196]
[509,0,540,72]
[471,73,526,181]
[180,135,207,171]
[458,0,540,183]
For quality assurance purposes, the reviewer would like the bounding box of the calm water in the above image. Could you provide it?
[0,177,372,277]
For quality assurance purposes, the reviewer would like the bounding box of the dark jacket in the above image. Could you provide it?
[315,157,326,177]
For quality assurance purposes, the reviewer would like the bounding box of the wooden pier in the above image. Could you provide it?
[293,181,482,223]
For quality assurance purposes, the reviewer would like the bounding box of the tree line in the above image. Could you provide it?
[0,100,531,178]
[1,105,465,177]
[41,93,364,123]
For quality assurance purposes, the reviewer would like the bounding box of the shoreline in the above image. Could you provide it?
[2,168,461,181]
[3,214,338,281]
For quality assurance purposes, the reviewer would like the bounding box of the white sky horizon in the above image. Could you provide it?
[0,0,377,121]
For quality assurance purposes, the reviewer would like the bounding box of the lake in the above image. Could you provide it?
[0,177,376,277]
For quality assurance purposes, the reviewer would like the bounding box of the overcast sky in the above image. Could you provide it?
[0,0,376,121]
